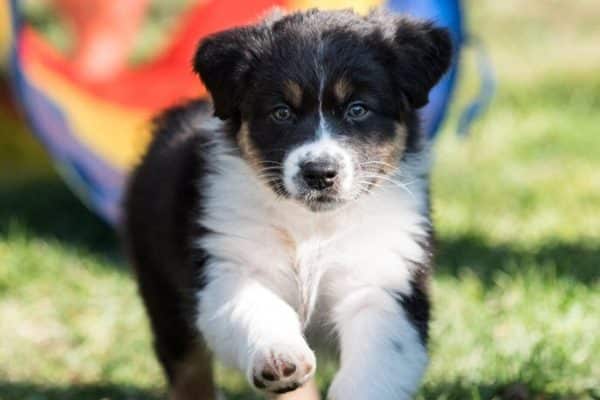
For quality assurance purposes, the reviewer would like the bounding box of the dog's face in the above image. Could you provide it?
[195,9,451,211]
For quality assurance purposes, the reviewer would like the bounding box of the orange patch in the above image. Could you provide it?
[284,80,303,108]
[272,225,296,254]
[363,123,407,177]
[333,78,353,103]
[238,122,261,170]
[384,123,408,167]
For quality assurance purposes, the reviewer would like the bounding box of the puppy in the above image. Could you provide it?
[124,8,452,400]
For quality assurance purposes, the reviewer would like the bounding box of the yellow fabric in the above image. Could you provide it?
[292,0,384,15]
[0,1,10,64]
[27,62,153,170]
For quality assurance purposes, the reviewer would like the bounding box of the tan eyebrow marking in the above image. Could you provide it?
[333,78,353,103]
[283,80,303,108]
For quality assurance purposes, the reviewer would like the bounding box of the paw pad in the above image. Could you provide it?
[249,344,315,394]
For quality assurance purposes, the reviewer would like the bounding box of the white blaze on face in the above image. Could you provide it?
[282,122,354,197]
[283,72,354,199]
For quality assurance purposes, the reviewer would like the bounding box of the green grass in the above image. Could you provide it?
[1,0,600,399]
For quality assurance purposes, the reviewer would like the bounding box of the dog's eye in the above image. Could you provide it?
[345,102,369,120]
[271,106,293,122]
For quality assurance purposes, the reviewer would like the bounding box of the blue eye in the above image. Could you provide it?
[346,102,369,120]
[271,106,293,122]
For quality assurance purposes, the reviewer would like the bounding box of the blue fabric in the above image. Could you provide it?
[8,0,123,224]
[457,36,495,136]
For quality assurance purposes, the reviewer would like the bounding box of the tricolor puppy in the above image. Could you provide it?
[124,8,452,400]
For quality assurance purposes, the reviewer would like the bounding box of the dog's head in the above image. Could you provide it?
[194,9,452,212]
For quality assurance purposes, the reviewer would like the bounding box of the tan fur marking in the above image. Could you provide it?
[377,123,407,172]
[238,122,262,171]
[333,78,353,103]
[170,347,215,400]
[273,225,296,255]
[284,80,303,108]
[362,123,408,182]
[389,123,408,163]
[271,226,318,325]
[271,378,321,400]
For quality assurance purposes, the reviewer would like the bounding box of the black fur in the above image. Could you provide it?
[193,10,451,200]
[195,10,450,137]
[123,100,214,382]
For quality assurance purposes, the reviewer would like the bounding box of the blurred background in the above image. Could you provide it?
[0,1,599,399]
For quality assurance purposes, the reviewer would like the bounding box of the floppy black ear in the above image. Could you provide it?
[386,19,453,109]
[193,26,269,119]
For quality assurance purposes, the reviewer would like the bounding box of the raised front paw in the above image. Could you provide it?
[248,340,316,394]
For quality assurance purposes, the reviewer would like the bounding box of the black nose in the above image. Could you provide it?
[301,160,339,190]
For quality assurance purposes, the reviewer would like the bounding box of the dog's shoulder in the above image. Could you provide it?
[147,99,218,156]
[129,99,221,188]
[124,99,219,275]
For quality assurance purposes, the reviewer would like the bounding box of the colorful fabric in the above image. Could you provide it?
[7,0,464,225]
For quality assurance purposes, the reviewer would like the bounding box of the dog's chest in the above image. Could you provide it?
[210,215,372,327]
[199,156,429,327]
[202,206,426,326]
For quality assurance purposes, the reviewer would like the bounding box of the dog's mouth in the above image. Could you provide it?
[303,192,346,212]
[257,154,392,212]
[260,168,387,212]
[260,179,348,212]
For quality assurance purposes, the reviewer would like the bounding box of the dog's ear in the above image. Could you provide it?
[373,14,453,109]
[393,20,453,109]
[194,26,269,119]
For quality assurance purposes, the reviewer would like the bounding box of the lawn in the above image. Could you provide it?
[1,0,599,399]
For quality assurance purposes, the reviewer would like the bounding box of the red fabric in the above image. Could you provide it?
[54,0,150,81]
[21,0,286,110]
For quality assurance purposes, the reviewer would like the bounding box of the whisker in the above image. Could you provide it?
[257,167,281,174]
[359,160,398,169]
[258,161,283,166]
[359,174,417,200]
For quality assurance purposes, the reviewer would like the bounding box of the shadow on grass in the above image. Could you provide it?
[0,177,118,256]
[0,381,161,400]
[0,380,594,400]
[436,234,600,286]
[420,380,598,400]
[0,380,265,400]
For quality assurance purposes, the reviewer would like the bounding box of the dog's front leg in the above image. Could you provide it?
[197,273,316,396]
[327,287,428,400]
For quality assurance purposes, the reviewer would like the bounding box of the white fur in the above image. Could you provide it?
[283,136,354,196]
[196,135,431,399]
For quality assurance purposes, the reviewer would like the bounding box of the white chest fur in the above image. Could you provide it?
[195,146,431,399]
[198,148,430,329]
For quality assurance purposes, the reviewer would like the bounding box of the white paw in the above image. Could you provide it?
[248,340,316,395]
